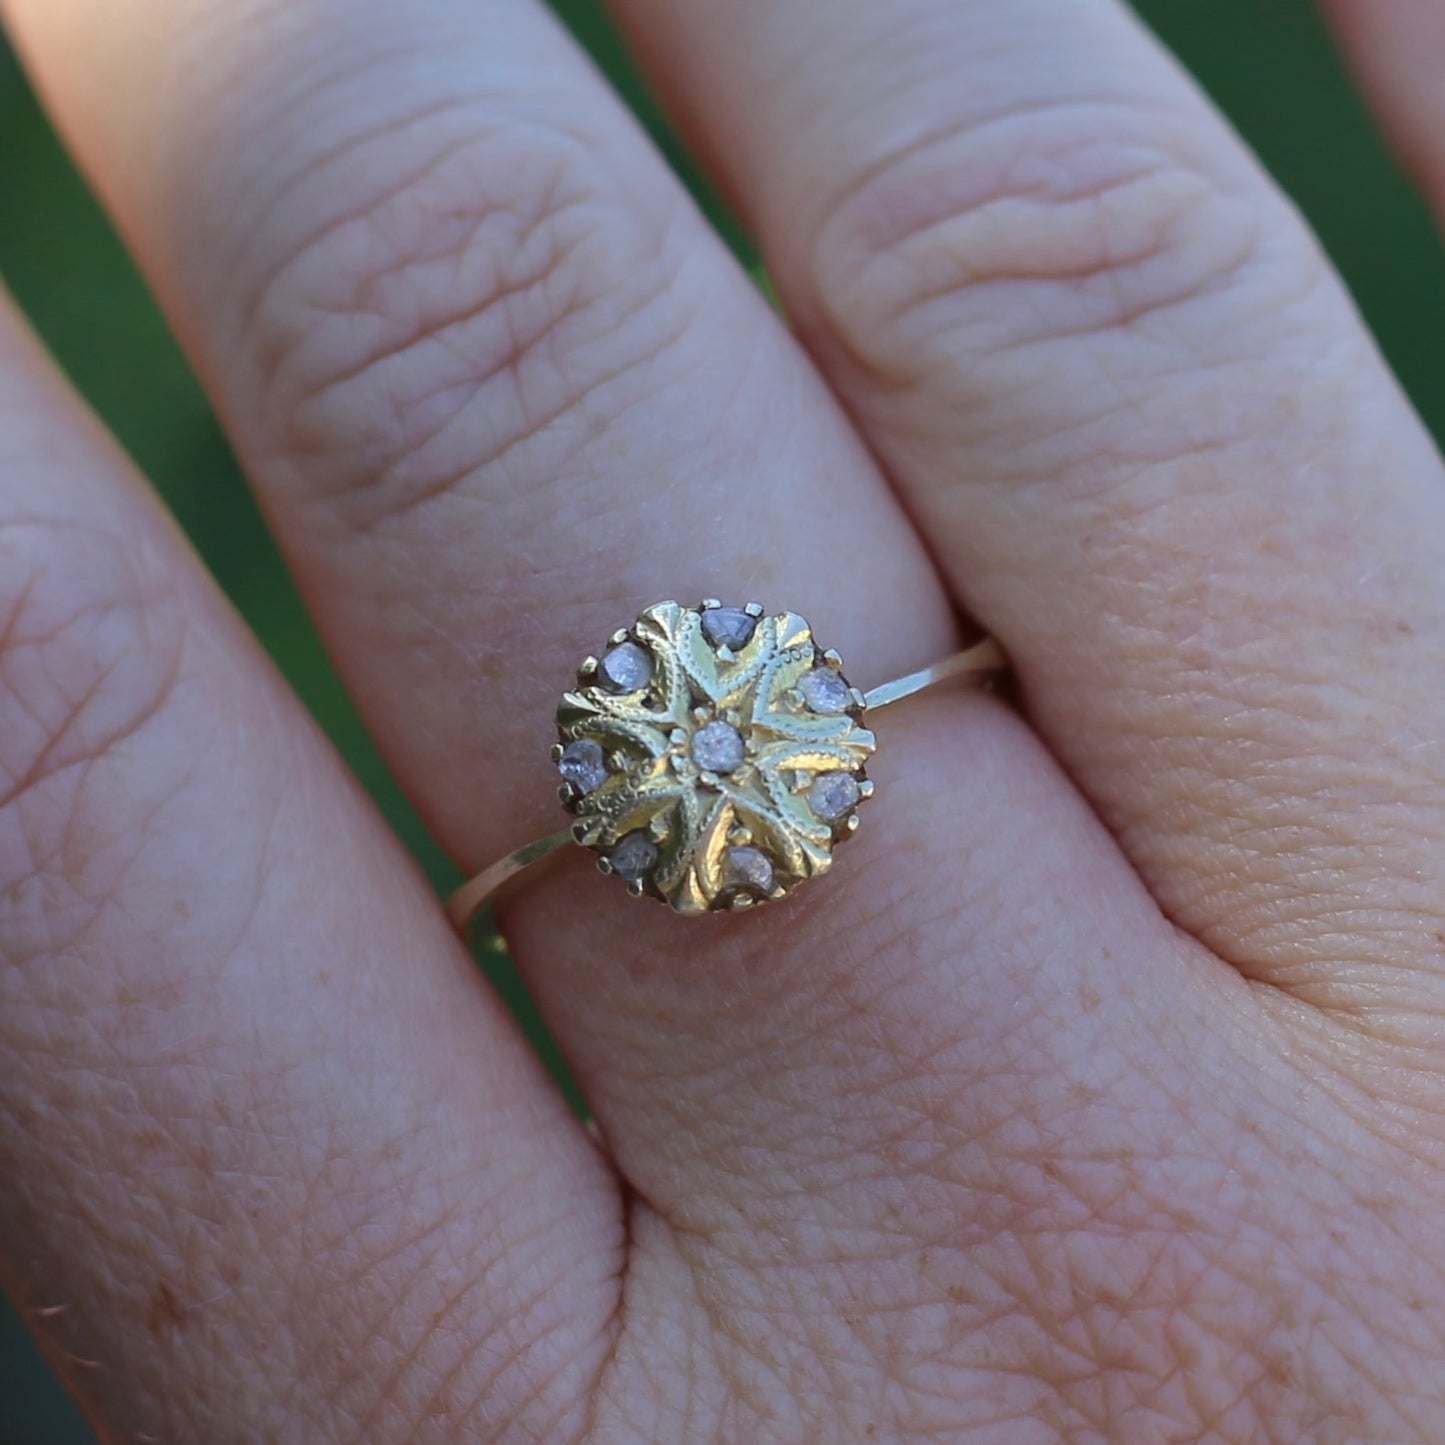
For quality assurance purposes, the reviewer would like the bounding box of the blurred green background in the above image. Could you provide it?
[2,2,1443,1439]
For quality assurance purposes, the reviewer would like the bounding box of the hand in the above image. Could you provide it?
[3,0,1445,1439]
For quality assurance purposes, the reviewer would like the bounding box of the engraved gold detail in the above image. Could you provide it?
[555,600,877,913]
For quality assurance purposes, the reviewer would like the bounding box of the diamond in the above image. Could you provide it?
[557,739,609,795]
[808,770,861,821]
[722,845,774,895]
[701,607,757,651]
[691,720,746,775]
[599,640,652,692]
[609,831,658,882]
[798,666,852,714]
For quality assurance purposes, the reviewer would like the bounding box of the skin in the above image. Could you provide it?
[1,0,1445,1437]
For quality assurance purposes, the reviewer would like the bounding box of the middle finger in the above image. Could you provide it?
[0,0,1169,1192]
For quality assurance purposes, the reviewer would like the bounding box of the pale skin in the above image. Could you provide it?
[4,0,1445,1439]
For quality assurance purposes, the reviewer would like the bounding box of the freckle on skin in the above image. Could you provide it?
[146,1281,187,1334]
[1263,1348,1296,1387]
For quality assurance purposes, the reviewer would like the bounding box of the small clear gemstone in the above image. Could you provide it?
[691,720,746,774]
[809,770,861,821]
[798,666,852,714]
[722,845,774,895]
[701,607,757,651]
[599,640,652,692]
[609,831,658,882]
[557,738,609,795]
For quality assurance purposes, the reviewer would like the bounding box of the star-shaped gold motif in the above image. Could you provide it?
[554,601,877,912]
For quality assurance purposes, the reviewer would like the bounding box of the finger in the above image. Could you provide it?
[0,296,617,1441]
[7,0,953,849]
[11,15,1406,1435]
[609,0,1445,1022]
[0,0,1233,1250]
[1320,0,1445,215]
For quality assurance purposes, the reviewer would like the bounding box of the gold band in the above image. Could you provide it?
[446,830,575,931]
[446,634,1005,931]
[859,636,1006,711]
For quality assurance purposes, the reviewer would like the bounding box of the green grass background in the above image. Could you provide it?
[1,3,1442,1439]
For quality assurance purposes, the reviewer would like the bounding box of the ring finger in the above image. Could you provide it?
[611,0,1445,1026]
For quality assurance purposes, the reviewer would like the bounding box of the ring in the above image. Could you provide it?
[447,600,1006,928]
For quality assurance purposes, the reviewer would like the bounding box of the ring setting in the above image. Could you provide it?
[446,600,1005,928]
[559,599,879,913]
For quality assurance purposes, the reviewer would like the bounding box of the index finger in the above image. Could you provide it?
[0,293,617,1440]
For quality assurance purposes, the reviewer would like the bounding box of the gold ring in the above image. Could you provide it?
[447,600,1006,929]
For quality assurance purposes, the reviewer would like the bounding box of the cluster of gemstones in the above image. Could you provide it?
[553,601,876,912]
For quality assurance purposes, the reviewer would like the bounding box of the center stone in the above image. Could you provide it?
[691,719,746,775]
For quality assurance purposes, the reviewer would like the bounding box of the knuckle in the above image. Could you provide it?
[246,114,689,533]
[0,518,187,956]
[804,102,1296,387]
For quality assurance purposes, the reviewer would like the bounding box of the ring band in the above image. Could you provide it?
[447,601,1006,930]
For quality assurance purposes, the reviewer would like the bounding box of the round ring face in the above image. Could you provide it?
[554,601,877,912]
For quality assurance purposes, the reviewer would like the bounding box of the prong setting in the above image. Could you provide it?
[555,601,876,912]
